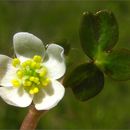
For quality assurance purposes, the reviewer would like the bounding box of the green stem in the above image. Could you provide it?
[20,105,47,130]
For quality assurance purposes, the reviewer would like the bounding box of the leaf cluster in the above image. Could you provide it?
[64,10,130,101]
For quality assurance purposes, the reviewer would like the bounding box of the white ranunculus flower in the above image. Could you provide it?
[0,32,66,110]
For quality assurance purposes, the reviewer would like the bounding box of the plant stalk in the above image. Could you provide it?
[20,105,47,130]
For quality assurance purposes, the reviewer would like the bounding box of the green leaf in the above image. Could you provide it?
[103,49,130,80]
[64,63,104,101]
[79,10,118,59]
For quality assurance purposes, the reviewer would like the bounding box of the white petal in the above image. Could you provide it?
[44,44,66,79]
[33,80,65,110]
[0,87,33,107]
[13,32,45,60]
[0,55,17,87]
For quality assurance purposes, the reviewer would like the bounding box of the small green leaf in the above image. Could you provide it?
[103,49,130,80]
[64,63,104,101]
[79,10,118,59]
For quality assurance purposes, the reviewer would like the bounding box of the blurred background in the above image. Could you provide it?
[0,0,130,129]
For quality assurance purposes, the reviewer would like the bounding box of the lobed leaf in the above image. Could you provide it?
[64,63,104,101]
[79,10,118,59]
[103,49,130,80]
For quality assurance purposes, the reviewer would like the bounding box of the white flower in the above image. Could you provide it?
[0,32,66,110]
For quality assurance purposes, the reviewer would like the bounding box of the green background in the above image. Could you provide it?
[0,1,130,129]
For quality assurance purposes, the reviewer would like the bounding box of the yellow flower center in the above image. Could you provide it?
[11,55,50,95]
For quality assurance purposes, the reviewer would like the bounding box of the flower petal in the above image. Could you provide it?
[13,32,45,61]
[44,44,66,79]
[0,55,16,87]
[33,80,65,110]
[0,87,33,107]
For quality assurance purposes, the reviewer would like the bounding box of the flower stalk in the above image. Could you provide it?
[20,104,47,130]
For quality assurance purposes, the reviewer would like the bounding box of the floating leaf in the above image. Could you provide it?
[64,63,104,101]
[103,49,130,80]
[79,10,118,59]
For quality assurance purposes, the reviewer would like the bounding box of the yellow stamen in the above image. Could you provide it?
[23,81,32,87]
[12,58,20,67]
[25,60,32,66]
[31,61,37,68]
[17,70,23,78]
[42,78,50,87]
[39,68,47,77]
[11,79,20,87]
[11,56,50,95]
[34,77,39,84]
[35,63,41,69]
[22,62,27,68]
[29,76,35,81]
[29,87,39,94]
[33,55,42,63]
[29,89,34,95]
[33,87,39,93]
